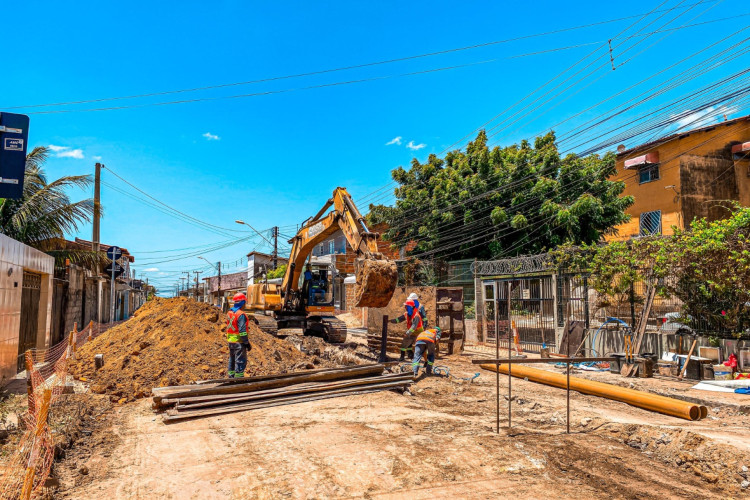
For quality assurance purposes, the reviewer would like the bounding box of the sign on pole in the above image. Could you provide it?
[0,112,30,199]
[106,246,123,261]
[104,262,124,278]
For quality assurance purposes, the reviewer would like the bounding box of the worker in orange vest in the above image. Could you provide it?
[226,292,251,378]
[412,326,442,376]
[390,297,424,361]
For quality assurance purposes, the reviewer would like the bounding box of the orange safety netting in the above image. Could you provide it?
[0,349,69,500]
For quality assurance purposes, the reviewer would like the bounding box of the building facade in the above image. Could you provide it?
[609,115,750,240]
[246,251,289,285]
[0,234,54,383]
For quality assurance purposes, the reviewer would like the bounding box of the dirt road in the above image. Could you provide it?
[54,354,750,499]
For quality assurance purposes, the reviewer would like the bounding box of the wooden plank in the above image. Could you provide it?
[152,364,385,403]
[678,339,698,380]
[163,381,410,422]
[622,284,656,377]
[174,374,414,410]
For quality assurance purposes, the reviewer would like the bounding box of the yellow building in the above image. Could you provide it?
[608,114,750,240]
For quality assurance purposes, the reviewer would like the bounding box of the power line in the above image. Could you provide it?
[4,1,721,111]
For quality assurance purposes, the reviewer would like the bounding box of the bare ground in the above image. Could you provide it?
[52,350,750,499]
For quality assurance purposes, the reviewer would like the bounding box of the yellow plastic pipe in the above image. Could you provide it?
[480,363,706,421]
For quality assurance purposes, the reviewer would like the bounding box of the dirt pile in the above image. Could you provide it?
[70,298,318,402]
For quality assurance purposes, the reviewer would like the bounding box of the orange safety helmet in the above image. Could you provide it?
[233,292,247,302]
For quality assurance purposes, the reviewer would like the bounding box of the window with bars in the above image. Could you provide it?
[639,210,661,236]
[638,163,660,184]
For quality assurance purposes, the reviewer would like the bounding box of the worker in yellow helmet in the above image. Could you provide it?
[412,326,442,377]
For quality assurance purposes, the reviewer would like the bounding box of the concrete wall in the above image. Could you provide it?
[609,117,750,240]
[0,234,54,384]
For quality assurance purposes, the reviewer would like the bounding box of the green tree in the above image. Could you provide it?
[266,264,287,279]
[369,131,634,259]
[556,206,750,336]
[0,146,95,263]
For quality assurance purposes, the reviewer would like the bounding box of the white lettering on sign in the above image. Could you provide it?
[521,289,530,300]
[308,221,325,238]
[1,179,19,184]
[3,138,23,151]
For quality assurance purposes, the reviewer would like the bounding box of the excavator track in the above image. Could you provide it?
[249,313,279,336]
[321,318,347,343]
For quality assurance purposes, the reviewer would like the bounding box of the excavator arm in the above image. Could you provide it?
[280,187,397,308]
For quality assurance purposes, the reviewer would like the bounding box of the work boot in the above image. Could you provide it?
[399,351,405,362]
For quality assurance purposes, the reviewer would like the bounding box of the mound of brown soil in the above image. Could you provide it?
[69,298,318,402]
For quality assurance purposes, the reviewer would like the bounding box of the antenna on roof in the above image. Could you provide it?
[617,144,626,153]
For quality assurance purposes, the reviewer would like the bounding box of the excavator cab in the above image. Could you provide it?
[303,263,334,309]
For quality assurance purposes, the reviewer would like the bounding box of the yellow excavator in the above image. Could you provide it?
[246,187,398,342]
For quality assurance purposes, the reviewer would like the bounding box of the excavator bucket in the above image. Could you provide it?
[354,258,398,308]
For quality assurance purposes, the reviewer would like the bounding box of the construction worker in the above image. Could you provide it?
[390,297,424,361]
[226,292,251,378]
[412,326,442,376]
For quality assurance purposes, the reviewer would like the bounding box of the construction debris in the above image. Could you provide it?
[154,363,411,422]
[69,297,324,402]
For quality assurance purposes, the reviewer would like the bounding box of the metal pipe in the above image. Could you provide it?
[480,363,705,421]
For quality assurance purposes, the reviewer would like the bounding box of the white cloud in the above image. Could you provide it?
[385,136,402,146]
[92,155,102,161]
[48,144,85,159]
[202,132,220,141]
[673,105,738,130]
[406,140,426,151]
[58,149,84,159]
[144,267,159,272]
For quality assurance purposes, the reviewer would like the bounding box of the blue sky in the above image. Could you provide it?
[2,0,748,294]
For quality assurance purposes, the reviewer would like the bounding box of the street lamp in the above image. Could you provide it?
[198,256,221,308]
[235,220,274,247]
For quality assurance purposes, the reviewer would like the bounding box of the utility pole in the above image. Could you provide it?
[182,271,191,298]
[272,226,279,270]
[93,163,102,324]
[179,277,186,296]
[194,271,203,301]
[217,261,222,308]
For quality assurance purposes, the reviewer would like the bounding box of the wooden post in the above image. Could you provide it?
[379,315,389,363]
[25,351,35,417]
[88,320,93,341]
[20,389,52,500]
[67,331,75,360]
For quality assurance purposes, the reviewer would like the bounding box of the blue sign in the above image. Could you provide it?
[106,246,123,261]
[0,112,30,199]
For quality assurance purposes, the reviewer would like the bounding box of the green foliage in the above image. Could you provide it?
[555,206,750,334]
[0,146,94,248]
[266,264,287,279]
[368,131,633,259]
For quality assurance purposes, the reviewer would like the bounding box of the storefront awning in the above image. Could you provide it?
[624,152,659,169]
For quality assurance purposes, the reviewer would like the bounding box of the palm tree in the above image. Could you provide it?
[0,146,95,263]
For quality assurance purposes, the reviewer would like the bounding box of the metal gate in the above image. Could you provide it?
[482,275,557,352]
[18,271,41,371]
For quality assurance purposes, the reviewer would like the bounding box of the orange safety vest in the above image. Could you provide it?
[226,310,248,343]
[416,328,439,343]
[406,307,423,331]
